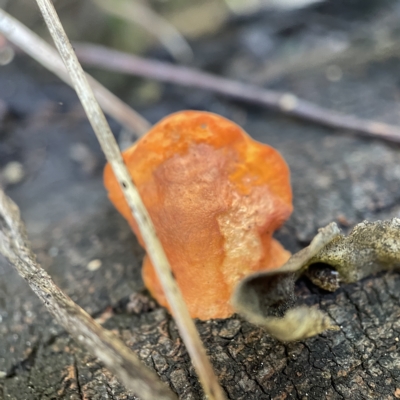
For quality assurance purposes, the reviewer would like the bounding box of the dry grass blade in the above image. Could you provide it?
[0,190,176,400]
[73,43,400,144]
[34,0,226,399]
[0,8,150,136]
[225,0,323,15]
[92,0,192,63]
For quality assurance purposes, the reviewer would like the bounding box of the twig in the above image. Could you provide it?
[0,9,150,136]
[73,43,400,143]
[0,191,176,400]
[92,0,192,63]
[34,1,226,399]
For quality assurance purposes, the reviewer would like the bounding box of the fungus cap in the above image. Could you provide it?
[104,111,292,320]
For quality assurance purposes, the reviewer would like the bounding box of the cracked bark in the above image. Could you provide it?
[2,271,400,400]
[2,106,400,400]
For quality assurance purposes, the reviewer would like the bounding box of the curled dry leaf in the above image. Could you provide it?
[232,218,400,342]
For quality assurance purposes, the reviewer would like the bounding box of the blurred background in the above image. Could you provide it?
[2,0,400,115]
[2,0,400,234]
[2,0,400,236]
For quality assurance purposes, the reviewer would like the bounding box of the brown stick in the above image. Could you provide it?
[74,43,400,143]
[0,190,176,400]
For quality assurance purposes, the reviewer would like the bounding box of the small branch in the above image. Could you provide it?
[0,191,176,400]
[34,1,226,400]
[0,9,150,136]
[74,43,400,144]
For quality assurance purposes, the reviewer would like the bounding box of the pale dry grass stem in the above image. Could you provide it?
[32,0,226,399]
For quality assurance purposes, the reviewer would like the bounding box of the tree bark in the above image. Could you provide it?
[2,6,400,397]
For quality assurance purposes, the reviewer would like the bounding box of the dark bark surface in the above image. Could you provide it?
[2,3,400,399]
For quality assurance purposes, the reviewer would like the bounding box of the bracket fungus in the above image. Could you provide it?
[104,111,292,320]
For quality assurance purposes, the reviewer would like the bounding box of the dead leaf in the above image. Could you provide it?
[232,219,400,342]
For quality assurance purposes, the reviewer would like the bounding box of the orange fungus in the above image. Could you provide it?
[104,111,292,320]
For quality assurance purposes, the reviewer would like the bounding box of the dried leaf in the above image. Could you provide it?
[232,219,400,342]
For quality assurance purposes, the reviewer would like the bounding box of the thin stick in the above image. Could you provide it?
[34,1,226,399]
[74,43,400,143]
[0,9,150,136]
[0,191,176,400]
[92,0,192,63]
